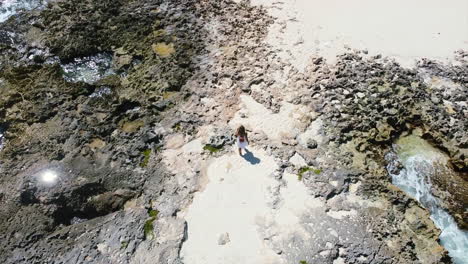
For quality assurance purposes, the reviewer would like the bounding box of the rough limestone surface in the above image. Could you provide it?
[0,0,466,264]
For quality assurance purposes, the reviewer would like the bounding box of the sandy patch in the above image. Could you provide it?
[251,0,468,70]
[180,144,327,264]
[180,148,283,264]
[264,172,325,236]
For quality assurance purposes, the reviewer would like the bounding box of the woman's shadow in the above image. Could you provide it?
[242,149,261,165]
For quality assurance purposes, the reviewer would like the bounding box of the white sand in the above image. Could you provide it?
[263,172,324,239]
[180,94,330,263]
[180,148,284,264]
[180,148,326,264]
[250,0,468,69]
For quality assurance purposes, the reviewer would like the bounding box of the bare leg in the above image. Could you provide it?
[238,148,242,156]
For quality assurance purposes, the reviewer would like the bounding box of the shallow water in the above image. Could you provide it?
[60,53,114,84]
[388,135,468,264]
[0,0,46,22]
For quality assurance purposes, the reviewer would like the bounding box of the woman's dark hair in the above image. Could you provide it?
[237,125,246,136]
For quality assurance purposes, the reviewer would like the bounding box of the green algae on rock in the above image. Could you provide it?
[297,166,321,181]
[140,149,152,168]
[203,144,223,154]
[144,209,159,240]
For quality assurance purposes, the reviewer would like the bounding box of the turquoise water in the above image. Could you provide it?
[388,135,468,264]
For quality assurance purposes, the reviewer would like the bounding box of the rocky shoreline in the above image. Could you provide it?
[0,0,466,263]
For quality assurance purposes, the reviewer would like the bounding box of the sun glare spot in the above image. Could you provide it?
[40,170,58,184]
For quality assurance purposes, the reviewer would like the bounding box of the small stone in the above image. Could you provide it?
[307,139,318,149]
[218,232,230,245]
[113,54,133,70]
[385,108,398,115]
[289,153,307,167]
[313,57,323,65]
[431,96,440,104]
[375,122,394,142]
[242,85,251,93]
[154,100,169,111]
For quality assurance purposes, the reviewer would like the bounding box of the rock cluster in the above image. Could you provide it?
[0,0,207,262]
[303,52,468,228]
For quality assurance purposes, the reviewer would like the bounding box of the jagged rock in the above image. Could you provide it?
[375,121,394,142]
[207,126,235,148]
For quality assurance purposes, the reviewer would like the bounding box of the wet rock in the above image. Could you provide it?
[113,47,133,71]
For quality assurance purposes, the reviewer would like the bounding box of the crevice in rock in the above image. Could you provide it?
[19,182,136,226]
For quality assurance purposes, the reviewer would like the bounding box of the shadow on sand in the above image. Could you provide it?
[242,149,261,165]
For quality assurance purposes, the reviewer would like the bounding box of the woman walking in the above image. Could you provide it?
[235,125,249,156]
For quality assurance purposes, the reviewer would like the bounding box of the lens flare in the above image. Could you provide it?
[40,170,58,184]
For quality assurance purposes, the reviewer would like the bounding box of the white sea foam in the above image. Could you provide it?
[389,135,468,264]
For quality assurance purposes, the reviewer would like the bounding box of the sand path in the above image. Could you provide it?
[180,148,282,264]
[180,146,326,264]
